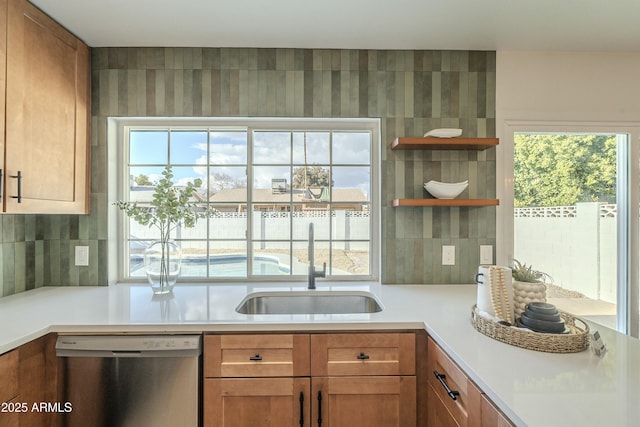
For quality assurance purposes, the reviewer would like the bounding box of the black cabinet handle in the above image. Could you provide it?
[0,169,3,200]
[434,370,460,401]
[249,353,262,361]
[317,390,322,426]
[10,171,22,203]
[356,352,370,360]
[299,392,304,426]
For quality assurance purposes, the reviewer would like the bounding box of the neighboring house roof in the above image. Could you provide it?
[129,186,207,203]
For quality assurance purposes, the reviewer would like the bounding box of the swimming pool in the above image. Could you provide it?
[131,254,290,277]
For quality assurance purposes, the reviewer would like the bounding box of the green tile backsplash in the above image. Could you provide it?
[0,48,495,296]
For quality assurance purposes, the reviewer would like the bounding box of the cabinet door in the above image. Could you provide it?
[5,0,90,214]
[0,349,18,403]
[204,377,310,427]
[0,0,6,182]
[428,337,481,427]
[313,376,416,427]
[481,394,514,427]
[428,382,461,427]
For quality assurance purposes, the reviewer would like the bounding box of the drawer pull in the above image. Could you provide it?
[356,352,370,360]
[299,392,304,426]
[249,353,262,361]
[317,390,323,426]
[434,370,460,401]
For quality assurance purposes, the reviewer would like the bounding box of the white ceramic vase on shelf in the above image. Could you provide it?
[144,240,182,295]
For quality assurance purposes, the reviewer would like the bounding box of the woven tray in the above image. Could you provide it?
[471,305,590,353]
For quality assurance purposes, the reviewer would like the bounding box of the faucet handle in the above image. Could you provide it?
[320,262,327,277]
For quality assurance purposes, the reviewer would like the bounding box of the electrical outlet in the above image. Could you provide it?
[75,246,89,267]
[442,245,455,265]
[480,245,493,265]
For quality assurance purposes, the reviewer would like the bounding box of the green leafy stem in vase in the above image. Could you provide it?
[115,166,215,286]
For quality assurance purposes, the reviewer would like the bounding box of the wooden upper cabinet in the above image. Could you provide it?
[0,0,7,180]
[4,0,90,214]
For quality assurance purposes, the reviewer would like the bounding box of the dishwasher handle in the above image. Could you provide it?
[56,348,201,358]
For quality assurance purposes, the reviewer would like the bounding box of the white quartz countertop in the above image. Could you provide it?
[1,282,638,426]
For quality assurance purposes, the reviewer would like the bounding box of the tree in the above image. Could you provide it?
[514,134,616,207]
[292,166,332,188]
[134,174,152,186]
[193,178,203,188]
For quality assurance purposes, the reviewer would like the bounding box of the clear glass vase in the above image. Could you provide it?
[144,240,182,294]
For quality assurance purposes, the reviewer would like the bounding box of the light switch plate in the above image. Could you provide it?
[480,245,493,265]
[75,246,89,267]
[442,245,455,265]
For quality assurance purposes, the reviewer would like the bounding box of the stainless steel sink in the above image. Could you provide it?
[236,291,383,315]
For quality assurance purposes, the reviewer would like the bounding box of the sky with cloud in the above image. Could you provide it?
[129,129,371,199]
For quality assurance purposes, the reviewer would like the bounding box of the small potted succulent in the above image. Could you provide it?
[115,166,212,294]
[511,260,552,318]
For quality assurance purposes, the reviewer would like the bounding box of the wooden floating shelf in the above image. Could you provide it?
[392,198,500,207]
[391,137,499,151]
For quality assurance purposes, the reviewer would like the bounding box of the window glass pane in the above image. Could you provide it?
[332,204,370,240]
[180,241,208,277]
[253,166,290,202]
[210,243,248,278]
[128,166,165,201]
[293,132,330,164]
[252,206,291,240]
[209,211,246,240]
[130,130,168,164]
[332,166,370,202]
[253,243,292,276]
[311,240,330,275]
[169,130,208,165]
[210,131,247,164]
[292,210,331,241]
[292,166,330,192]
[208,167,247,199]
[514,133,618,330]
[332,241,370,275]
[253,131,290,164]
[129,240,148,277]
[332,132,370,164]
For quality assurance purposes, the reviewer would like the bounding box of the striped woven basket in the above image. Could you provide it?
[471,305,590,353]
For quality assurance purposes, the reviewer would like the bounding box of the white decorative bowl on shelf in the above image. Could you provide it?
[424,180,469,199]
[424,128,463,138]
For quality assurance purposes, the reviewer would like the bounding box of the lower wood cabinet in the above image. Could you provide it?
[204,377,310,427]
[427,337,514,427]
[0,333,60,427]
[203,332,419,427]
[313,376,416,427]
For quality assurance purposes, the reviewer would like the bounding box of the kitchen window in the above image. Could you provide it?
[108,118,380,282]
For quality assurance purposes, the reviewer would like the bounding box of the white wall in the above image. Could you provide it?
[496,51,640,333]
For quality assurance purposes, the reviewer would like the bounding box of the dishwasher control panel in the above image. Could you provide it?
[56,335,201,357]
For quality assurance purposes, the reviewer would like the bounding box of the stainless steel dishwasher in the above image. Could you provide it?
[56,335,201,427]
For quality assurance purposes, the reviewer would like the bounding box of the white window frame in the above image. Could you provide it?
[498,120,640,336]
[107,117,381,284]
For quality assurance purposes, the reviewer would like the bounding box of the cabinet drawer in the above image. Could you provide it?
[204,377,310,427]
[0,350,19,402]
[428,337,481,427]
[311,332,415,376]
[204,334,310,378]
